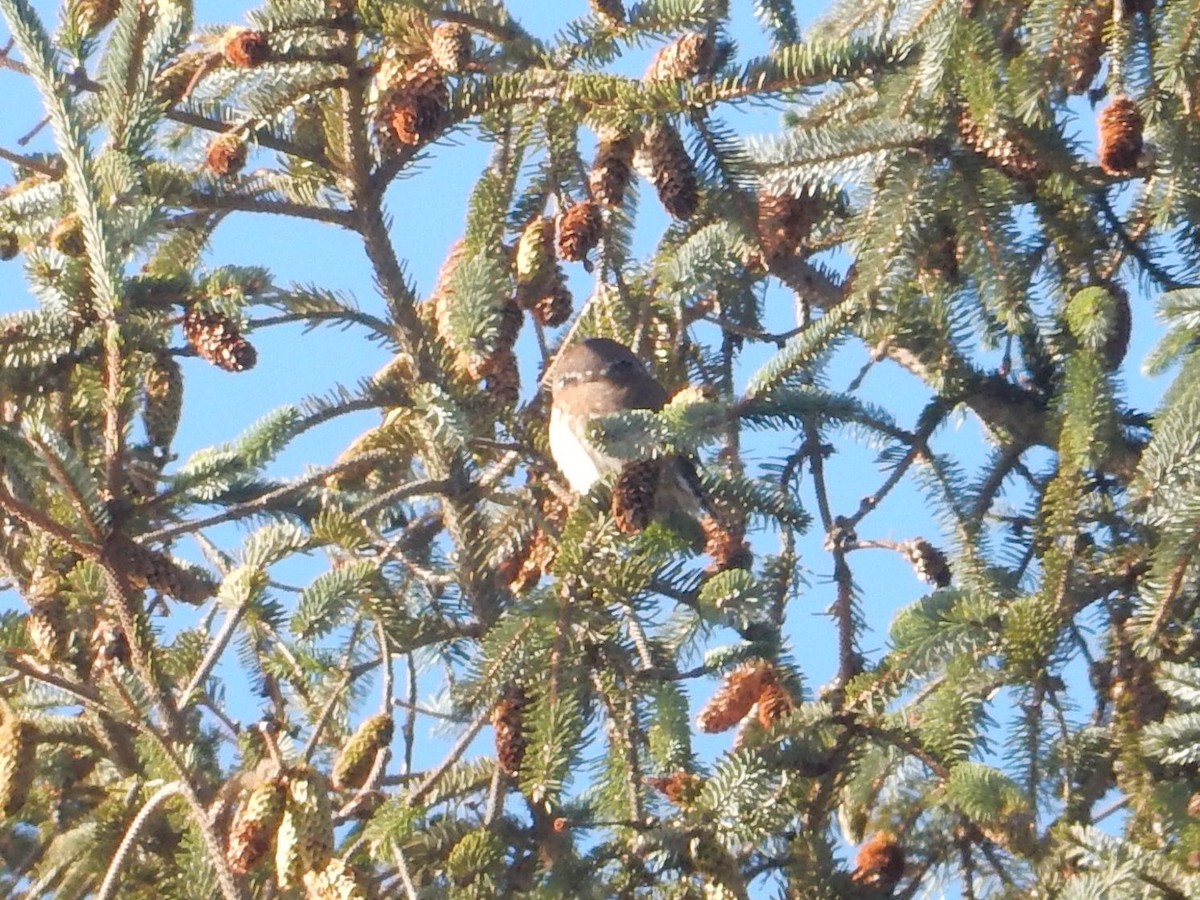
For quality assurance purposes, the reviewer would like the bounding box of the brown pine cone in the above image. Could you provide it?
[644,32,712,81]
[223,28,271,68]
[381,59,448,148]
[757,192,819,265]
[89,616,130,673]
[589,130,636,207]
[496,298,524,350]
[556,200,604,262]
[904,538,951,587]
[702,516,753,573]
[1098,95,1144,176]
[696,661,774,733]
[1064,1,1111,94]
[50,214,86,257]
[590,0,624,26]
[640,122,699,220]
[107,534,217,603]
[183,307,257,372]
[956,107,1045,180]
[0,715,38,817]
[206,133,248,178]
[756,679,796,727]
[612,460,660,535]
[529,270,573,328]
[484,348,521,406]
[144,352,183,450]
[0,230,18,261]
[493,687,528,776]
[644,771,703,806]
[73,0,120,34]
[430,23,471,73]
[26,573,69,662]
[227,776,288,874]
[332,714,393,792]
[851,831,905,891]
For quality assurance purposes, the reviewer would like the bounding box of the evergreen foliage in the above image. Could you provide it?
[0,0,1199,896]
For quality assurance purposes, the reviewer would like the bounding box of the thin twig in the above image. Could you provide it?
[406,707,490,805]
[96,782,185,900]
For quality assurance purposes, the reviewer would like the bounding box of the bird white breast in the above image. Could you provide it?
[549,407,620,495]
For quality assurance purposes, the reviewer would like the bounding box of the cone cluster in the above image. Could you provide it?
[904,538,951,588]
[430,23,471,73]
[644,32,712,82]
[144,352,183,450]
[516,217,574,328]
[640,122,699,220]
[493,686,528,775]
[612,460,660,535]
[332,713,394,791]
[183,307,257,372]
[956,108,1045,180]
[1098,96,1144,176]
[851,831,906,891]
[206,133,247,178]
[589,130,636,208]
[223,28,271,68]
[556,200,604,262]
[379,58,448,148]
[697,660,791,733]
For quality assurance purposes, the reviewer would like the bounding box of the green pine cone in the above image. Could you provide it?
[332,713,393,791]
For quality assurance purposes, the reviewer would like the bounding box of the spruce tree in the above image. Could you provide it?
[1,0,1199,897]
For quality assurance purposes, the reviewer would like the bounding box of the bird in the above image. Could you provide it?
[546,337,714,523]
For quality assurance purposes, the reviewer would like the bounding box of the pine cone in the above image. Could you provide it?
[430,23,471,73]
[154,51,213,104]
[73,0,120,34]
[756,679,795,728]
[702,516,753,573]
[332,714,393,792]
[1064,1,1110,94]
[757,192,819,264]
[516,216,557,287]
[556,200,604,262]
[498,532,537,593]
[493,687,528,776]
[641,122,699,220]
[644,771,703,806]
[183,307,257,372]
[1104,283,1132,372]
[529,270,573,328]
[108,534,217,604]
[303,857,368,900]
[589,130,636,207]
[644,32,712,81]
[1098,95,1143,176]
[696,661,774,733]
[90,616,130,673]
[590,0,624,26]
[851,831,905,891]
[904,538,951,587]
[227,776,288,874]
[26,573,68,662]
[0,230,17,261]
[275,769,335,889]
[956,108,1045,180]
[496,299,524,350]
[381,59,448,148]
[50,214,86,257]
[612,460,660,535]
[206,133,248,178]
[223,28,271,68]
[144,352,183,450]
[0,715,37,817]
[484,348,521,406]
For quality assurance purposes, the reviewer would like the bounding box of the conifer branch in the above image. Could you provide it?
[96,781,185,900]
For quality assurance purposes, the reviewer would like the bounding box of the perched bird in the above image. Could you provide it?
[546,337,713,520]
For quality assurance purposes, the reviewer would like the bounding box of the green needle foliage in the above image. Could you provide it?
[1,0,1200,896]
